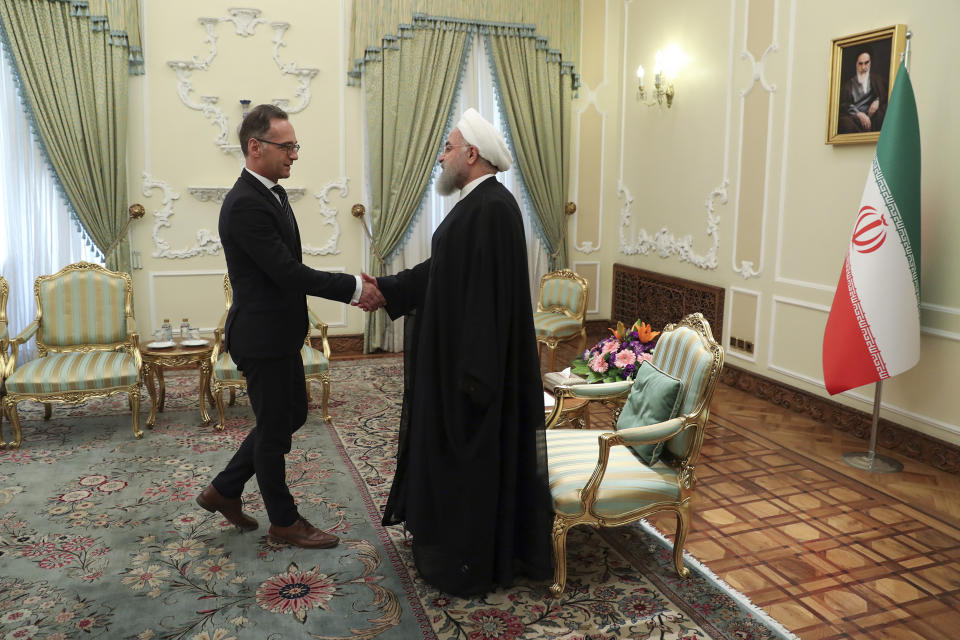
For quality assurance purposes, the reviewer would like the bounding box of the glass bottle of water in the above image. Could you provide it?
[180,318,190,340]
[161,318,173,342]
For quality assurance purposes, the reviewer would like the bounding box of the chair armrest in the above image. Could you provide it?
[307,306,331,359]
[12,319,38,346]
[7,320,38,373]
[545,380,633,429]
[562,380,633,400]
[614,417,686,447]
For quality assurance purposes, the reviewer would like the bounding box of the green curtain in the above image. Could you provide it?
[348,0,579,85]
[0,0,143,272]
[487,29,572,270]
[362,19,469,352]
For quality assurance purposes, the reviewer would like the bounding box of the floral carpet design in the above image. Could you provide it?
[0,357,793,640]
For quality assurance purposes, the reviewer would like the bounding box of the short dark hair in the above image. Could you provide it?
[238,104,288,157]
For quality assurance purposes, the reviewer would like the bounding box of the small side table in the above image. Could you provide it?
[140,339,216,429]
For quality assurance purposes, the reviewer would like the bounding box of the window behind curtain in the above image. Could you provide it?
[0,38,103,362]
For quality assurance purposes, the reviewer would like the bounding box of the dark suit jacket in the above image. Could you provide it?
[219,169,355,359]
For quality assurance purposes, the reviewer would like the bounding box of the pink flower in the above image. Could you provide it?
[600,340,620,355]
[638,352,653,365]
[614,350,637,368]
[588,354,608,373]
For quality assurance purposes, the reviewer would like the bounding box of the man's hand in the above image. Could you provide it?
[355,272,385,311]
[856,111,872,130]
[867,98,880,117]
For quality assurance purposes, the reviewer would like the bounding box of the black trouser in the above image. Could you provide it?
[211,352,307,527]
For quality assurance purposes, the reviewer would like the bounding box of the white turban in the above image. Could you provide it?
[455,108,512,172]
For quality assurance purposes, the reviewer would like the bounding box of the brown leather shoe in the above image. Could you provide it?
[196,484,258,532]
[268,517,339,549]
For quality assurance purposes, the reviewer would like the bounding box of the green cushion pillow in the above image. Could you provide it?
[615,361,684,465]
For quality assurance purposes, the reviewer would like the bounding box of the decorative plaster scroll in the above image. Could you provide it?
[188,187,306,204]
[617,181,724,270]
[143,174,222,260]
[166,8,319,159]
[738,44,779,97]
[303,178,348,256]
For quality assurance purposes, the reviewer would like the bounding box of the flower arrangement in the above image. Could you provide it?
[570,320,661,382]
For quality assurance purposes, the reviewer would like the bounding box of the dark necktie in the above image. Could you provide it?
[271,185,295,232]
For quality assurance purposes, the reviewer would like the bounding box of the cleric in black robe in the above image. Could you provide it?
[368,108,553,596]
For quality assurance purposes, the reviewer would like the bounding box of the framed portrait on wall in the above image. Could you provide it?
[825,24,907,145]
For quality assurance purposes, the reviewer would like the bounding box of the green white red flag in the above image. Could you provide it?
[823,61,921,396]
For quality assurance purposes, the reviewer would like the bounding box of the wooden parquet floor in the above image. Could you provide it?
[539,341,960,639]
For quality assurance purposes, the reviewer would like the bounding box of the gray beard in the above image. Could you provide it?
[857,71,870,93]
[435,166,460,196]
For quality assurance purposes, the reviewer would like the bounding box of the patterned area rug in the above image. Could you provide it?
[0,356,796,640]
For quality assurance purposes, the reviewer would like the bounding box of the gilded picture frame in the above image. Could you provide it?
[825,24,906,145]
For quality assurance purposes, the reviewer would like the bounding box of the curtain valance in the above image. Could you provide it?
[348,1,579,88]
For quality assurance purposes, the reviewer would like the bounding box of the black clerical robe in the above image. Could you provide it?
[377,176,553,595]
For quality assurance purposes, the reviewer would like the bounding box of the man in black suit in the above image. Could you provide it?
[197,104,383,548]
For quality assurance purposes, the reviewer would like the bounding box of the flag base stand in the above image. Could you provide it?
[840,381,903,474]
[842,451,903,473]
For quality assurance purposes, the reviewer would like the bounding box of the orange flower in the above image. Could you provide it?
[634,321,660,343]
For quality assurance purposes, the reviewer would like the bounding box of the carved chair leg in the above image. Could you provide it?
[228,387,236,407]
[549,344,558,371]
[548,516,571,598]
[305,379,312,404]
[673,502,691,578]
[0,393,4,448]
[213,383,227,432]
[130,391,143,440]
[321,377,331,423]
[43,402,52,420]
[4,397,22,449]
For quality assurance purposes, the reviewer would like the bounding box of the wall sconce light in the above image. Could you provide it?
[636,45,686,108]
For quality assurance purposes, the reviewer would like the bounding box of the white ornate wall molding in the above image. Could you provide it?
[303,178,349,256]
[616,0,733,271]
[166,8,319,159]
[188,186,306,204]
[731,0,782,280]
[143,174,222,260]
[616,181,723,269]
[145,175,348,259]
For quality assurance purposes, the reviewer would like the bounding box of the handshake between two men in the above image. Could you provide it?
[353,272,385,312]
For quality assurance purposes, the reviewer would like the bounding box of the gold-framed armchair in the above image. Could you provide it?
[210,274,333,431]
[2,262,143,449]
[0,276,9,444]
[544,313,724,597]
[534,269,588,371]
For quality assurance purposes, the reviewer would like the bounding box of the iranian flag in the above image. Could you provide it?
[823,61,921,396]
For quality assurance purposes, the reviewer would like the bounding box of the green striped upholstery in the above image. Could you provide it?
[547,429,679,516]
[540,277,584,314]
[39,271,127,347]
[533,312,582,339]
[5,351,139,394]
[650,326,714,458]
[214,352,245,381]
[215,344,327,382]
[300,345,329,375]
